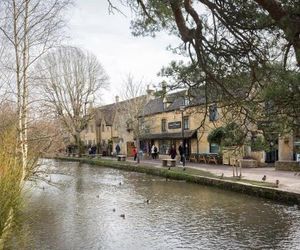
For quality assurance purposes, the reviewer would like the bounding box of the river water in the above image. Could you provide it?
[18,159,300,249]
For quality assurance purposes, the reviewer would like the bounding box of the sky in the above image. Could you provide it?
[67,0,184,105]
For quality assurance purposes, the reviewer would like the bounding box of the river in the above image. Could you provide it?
[17,159,300,249]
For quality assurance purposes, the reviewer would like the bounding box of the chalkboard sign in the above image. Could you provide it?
[168,121,181,129]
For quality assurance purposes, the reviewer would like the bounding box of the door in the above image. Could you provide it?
[127,141,135,156]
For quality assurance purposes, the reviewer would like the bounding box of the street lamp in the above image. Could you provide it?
[180,105,186,169]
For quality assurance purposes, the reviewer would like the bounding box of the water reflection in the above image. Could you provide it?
[19,159,300,249]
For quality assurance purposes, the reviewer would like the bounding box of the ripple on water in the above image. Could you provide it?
[17,160,300,250]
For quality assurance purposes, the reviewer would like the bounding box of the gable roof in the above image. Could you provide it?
[143,88,207,116]
[96,95,148,125]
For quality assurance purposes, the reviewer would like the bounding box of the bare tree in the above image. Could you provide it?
[0,0,72,183]
[119,74,148,163]
[35,46,109,157]
[0,1,72,244]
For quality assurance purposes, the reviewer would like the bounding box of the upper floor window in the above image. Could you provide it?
[161,119,166,132]
[183,116,189,130]
[102,124,105,132]
[209,104,218,121]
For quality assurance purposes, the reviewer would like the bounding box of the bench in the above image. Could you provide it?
[117,155,126,161]
[198,154,207,164]
[162,159,176,167]
[207,154,218,164]
[189,154,197,163]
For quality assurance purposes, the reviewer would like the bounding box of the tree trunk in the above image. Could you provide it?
[137,135,140,164]
[75,132,83,157]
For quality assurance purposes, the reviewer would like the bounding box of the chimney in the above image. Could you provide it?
[146,85,155,101]
[115,95,119,103]
[161,81,167,97]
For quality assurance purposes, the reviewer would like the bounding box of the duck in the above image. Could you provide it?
[262,175,266,181]
[276,180,280,186]
[119,182,122,186]
[112,208,116,212]
[146,199,150,204]
[120,214,125,219]
[220,173,224,179]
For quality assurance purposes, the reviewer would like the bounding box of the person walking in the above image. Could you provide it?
[178,143,184,163]
[151,144,155,159]
[115,144,121,155]
[169,145,177,159]
[133,146,137,161]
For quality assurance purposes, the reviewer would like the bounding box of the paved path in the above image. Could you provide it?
[104,156,300,194]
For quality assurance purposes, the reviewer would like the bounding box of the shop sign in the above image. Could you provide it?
[168,121,181,129]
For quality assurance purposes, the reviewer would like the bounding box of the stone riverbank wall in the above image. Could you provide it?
[55,157,300,206]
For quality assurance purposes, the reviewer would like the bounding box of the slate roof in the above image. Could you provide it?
[96,95,147,125]
[143,88,207,116]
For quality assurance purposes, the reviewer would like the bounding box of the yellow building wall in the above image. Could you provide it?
[143,106,227,155]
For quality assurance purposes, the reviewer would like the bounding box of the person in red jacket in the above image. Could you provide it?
[132,147,137,161]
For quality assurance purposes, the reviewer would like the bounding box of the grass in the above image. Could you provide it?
[57,156,277,189]
[224,177,278,188]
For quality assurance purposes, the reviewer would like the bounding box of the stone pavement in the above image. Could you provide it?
[118,157,300,194]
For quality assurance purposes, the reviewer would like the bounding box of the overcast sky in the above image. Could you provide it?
[67,0,183,105]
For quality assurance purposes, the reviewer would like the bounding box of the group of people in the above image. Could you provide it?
[151,143,185,163]
[168,143,185,163]
[115,143,185,163]
[115,144,138,161]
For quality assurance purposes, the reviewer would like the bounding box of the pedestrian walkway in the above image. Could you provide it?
[112,157,300,194]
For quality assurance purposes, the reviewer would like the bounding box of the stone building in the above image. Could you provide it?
[79,85,299,166]
[139,88,223,160]
[81,94,149,156]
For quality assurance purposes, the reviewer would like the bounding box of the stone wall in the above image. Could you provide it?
[275,161,300,171]
[57,156,300,205]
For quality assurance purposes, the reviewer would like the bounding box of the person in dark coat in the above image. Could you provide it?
[169,145,177,159]
[178,143,184,163]
[115,144,121,155]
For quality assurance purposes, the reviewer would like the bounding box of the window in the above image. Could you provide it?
[102,124,105,132]
[209,104,218,121]
[210,143,220,153]
[159,140,170,155]
[183,116,189,130]
[161,119,166,132]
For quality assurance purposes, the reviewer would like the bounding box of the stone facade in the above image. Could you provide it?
[78,87,297,165]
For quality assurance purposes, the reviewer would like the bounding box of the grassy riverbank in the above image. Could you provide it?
[55,156,300,205]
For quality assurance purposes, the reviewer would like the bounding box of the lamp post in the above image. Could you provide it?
[180,105,186,169]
